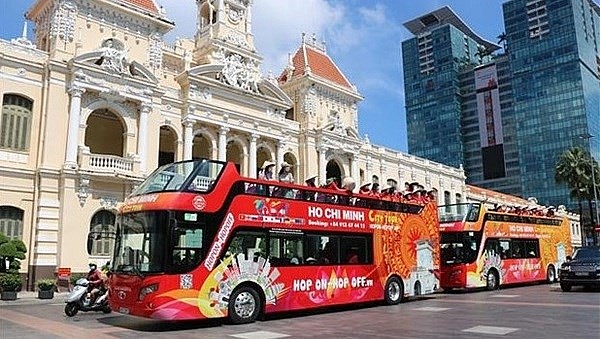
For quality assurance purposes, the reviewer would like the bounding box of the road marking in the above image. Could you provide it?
[490,294,520,298]
[230,330,290,339]
[462,325,518,335]
[437,298,600,309]
[413,307,450,312]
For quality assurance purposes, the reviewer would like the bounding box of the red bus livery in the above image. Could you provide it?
[108,159,439,323]
[438,203,571,291]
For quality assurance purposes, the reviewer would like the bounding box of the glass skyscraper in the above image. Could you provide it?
[402,0,600,208]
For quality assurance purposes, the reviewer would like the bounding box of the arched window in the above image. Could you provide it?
[455,193,462,204]
[89,210,116,256]
[0,206,24,240]
[1,94,33,151]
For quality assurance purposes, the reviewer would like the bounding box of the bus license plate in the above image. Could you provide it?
[118,307,130,314]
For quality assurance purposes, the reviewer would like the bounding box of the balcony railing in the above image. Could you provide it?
[78,147,140,177]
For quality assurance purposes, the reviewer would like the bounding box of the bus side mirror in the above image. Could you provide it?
[566,255,572,262]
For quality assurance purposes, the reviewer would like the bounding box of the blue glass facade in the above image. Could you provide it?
[403,0,600,208]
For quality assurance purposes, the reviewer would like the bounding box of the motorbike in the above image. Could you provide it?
[64,278,111,317]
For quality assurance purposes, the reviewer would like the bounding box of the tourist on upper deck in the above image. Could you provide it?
[258,160,276,181]
[278,162,295,183]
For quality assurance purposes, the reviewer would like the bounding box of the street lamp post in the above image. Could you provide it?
[581,133,599,246]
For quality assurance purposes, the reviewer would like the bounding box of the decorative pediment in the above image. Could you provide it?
[72,47,158,84]
[188,64,292,106]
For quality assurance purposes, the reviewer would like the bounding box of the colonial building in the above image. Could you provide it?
[0,0,465,289]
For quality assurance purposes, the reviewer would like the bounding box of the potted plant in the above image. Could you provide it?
[36,278,56,299]
[0,273,23,300]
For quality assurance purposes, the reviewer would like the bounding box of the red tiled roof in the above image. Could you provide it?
[121,0,159,14]
[279,44,353,90]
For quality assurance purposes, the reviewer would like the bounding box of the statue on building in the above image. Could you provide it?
[96,38,128,74]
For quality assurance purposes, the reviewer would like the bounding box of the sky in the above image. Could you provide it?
[0,0,508,152]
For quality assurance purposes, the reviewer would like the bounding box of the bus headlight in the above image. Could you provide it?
[560,265,570,272]
[139,283,158,301]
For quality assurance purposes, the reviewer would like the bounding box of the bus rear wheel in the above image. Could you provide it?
[228,286,261,324]
[384,276,403,305]
[486,270,499,291]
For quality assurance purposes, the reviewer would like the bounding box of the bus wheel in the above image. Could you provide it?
[414,281,422,296]
[228,286,261,324]
[546,265,556,283]
[486,270,499,291]
[384,276,403,305]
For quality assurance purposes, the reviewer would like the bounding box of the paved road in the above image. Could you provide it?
[1,284,598,338]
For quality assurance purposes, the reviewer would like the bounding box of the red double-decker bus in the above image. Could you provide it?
[438,203,571,291]
[108,159,439,323]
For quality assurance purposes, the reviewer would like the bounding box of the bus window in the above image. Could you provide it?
[170,225,204,273]
[223,231,266,262]
[340,235,372,264]
[499,239,511,259]
[484,238,500,256]
[269,234,303,266]
[525,239,540,258]
[305,235,339,265]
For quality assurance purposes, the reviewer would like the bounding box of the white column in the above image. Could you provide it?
[249,133,258,178]
[350,154,359,180]
[64,86,85,168]
[366,156,373,182]
[246,4,252,33]
[276,139,285,168]
[218,126,229,161]
[137,102,150,173]
[318,146,328,185]
[183,119,194,160]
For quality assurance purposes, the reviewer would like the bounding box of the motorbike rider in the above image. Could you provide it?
[87,262,104,304]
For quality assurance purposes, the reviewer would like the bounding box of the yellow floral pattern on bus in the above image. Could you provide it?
[373,201,439,283]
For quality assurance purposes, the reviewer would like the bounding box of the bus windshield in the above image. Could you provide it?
[438,203,481,223]
[113,211,169,275]
[440,231,482,265]
[131,159,225,196]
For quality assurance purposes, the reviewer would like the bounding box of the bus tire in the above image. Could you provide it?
[228,286,261,324]
[486,269,499,291]
[546,265,556,283]
[384,276,403,305]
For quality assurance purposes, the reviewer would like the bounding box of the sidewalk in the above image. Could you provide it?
[0,291,70,306]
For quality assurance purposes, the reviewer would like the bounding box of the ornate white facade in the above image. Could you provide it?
[0,0,465,288]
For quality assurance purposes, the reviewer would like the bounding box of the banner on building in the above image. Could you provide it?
[475,64,506,179]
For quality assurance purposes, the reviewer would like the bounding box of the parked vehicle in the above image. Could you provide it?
[64,278,111,316]
[559,246,600,292]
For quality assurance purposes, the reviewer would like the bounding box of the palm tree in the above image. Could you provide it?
[556,147,599,244]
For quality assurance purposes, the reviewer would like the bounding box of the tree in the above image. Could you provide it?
[0,233,27,274]
[556,147,600,244]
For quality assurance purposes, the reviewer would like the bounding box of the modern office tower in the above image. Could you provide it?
[502,0,599,206]
[402,6,498,169]
[403,1,600,208]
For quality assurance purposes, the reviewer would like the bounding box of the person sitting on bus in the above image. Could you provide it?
[278,162,294,184]
[302,175,318,201]
[338,177,356,205]
[258,161,276,181]
[320,242,335,264]
[370,183,380,196]
[305,257,317,264]
[346,248,359,264]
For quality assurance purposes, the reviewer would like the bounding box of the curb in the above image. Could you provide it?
[0,292,70,307]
